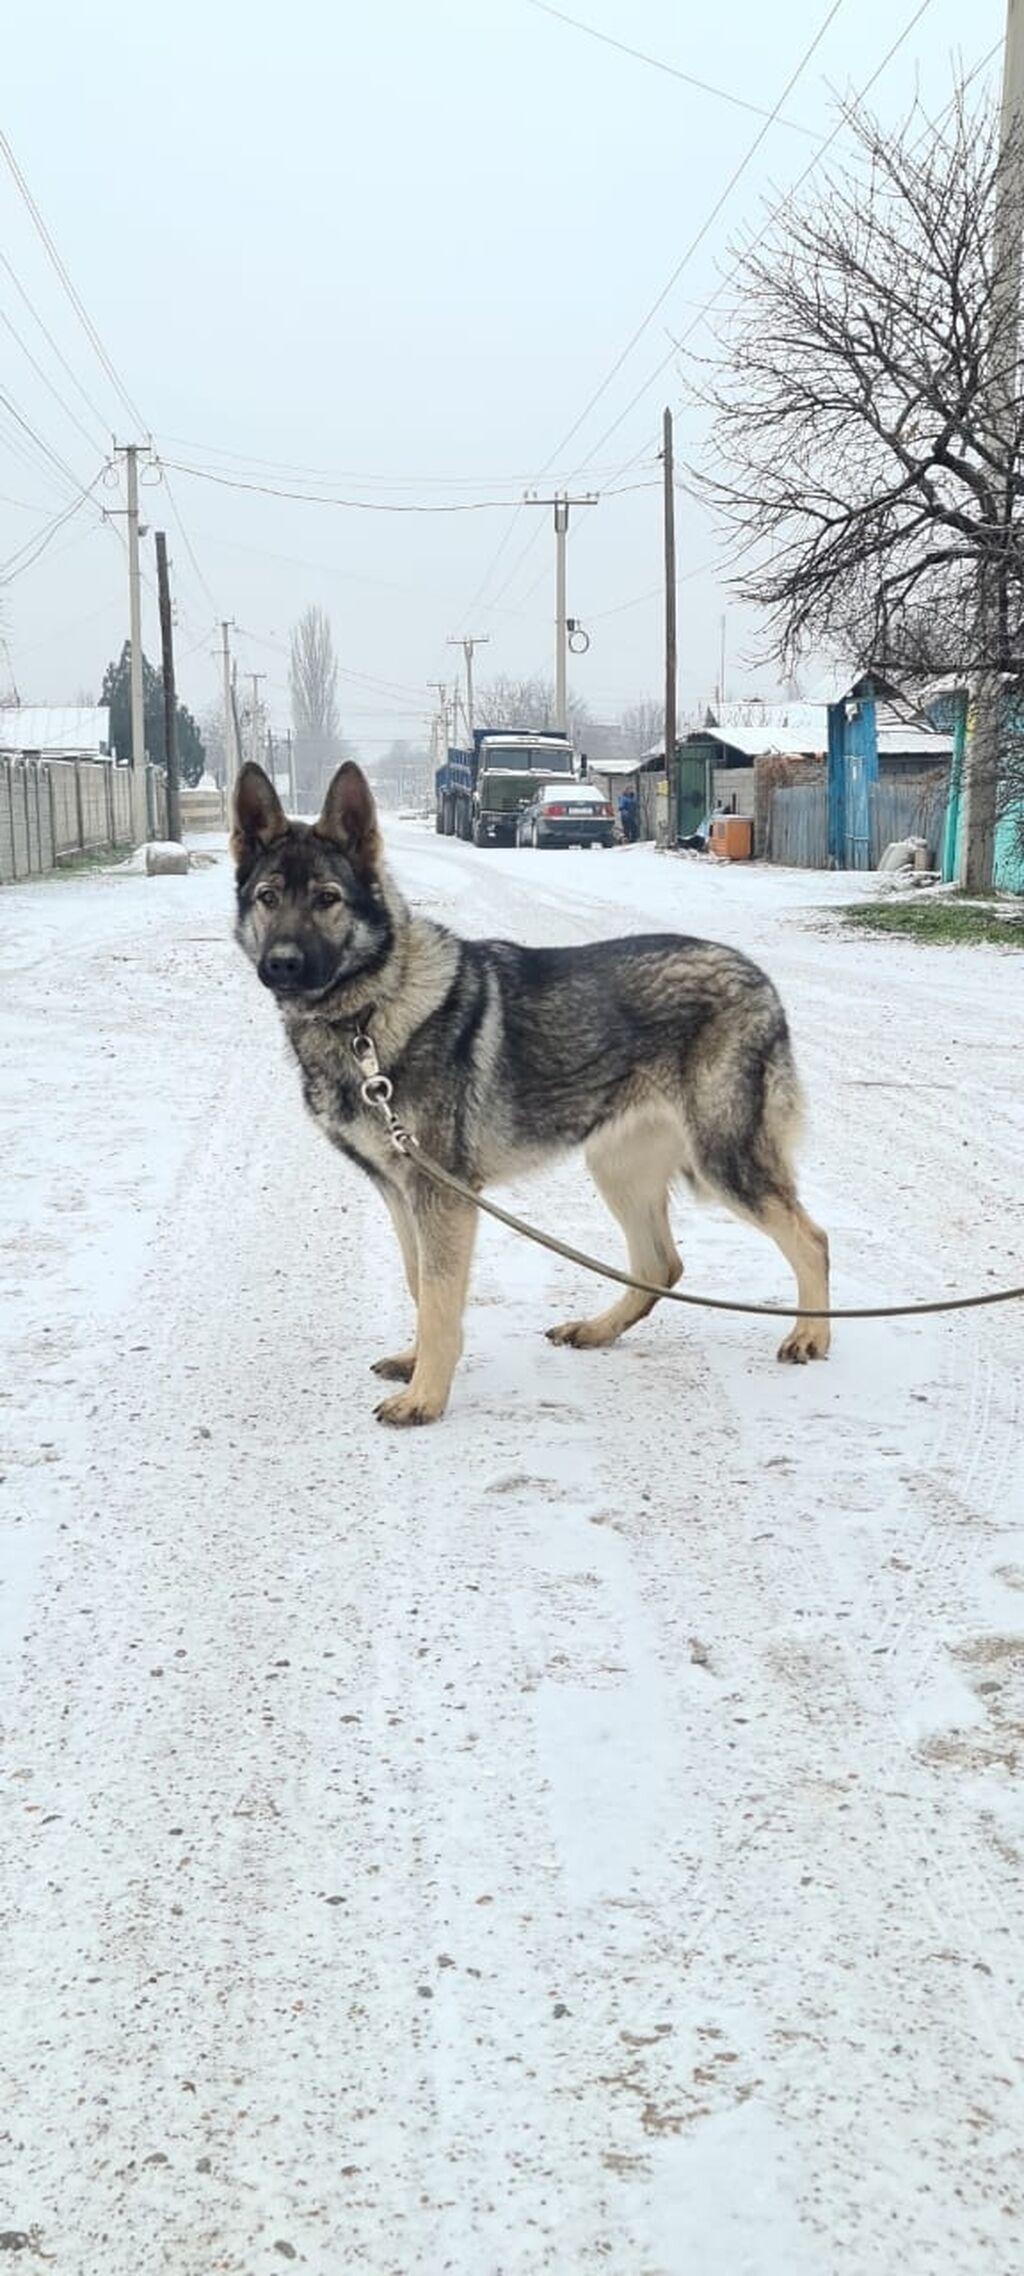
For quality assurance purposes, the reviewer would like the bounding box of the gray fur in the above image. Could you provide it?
[233,761,830,1427]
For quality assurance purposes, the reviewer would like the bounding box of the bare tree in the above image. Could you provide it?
[619,697,665,757]
[475,672,589,736]
[290,606,344,805]
[367,739,434,809]
[693,85,1024,875]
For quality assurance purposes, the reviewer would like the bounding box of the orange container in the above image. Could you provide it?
[709,814,753,860]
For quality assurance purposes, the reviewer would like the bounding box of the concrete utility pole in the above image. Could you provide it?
[525,491,597,733]
[248,673,266,768]
[285,728,295,808]
[154,531,182,843]
[662,409,678,846]
[429,680,450,753]
[219,621,237,812]
[962,0,1024,890]
[114,442,150,845]
[447,634,489,738]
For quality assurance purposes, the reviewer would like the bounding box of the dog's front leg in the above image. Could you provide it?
[374,1190,477,1427]
[371,1185,421,1383]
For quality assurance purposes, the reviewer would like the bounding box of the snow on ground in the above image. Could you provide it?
[1,828,1022,2275]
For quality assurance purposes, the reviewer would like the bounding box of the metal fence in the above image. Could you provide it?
[0,756,167,886]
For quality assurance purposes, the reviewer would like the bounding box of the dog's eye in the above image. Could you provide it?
[313,889,341,910]
[255,885,279,909]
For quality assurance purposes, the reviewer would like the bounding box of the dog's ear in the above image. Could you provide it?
[314,762,381,877]
[231,763,288,869]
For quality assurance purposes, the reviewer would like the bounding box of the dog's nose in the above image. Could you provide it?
[262,941,305,988]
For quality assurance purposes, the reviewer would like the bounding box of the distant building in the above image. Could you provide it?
[0,706,112,759]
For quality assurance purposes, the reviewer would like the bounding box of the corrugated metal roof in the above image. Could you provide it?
[0,706,111,754]
[877,725,952,757]
[714,699,826,740]
[700,723,826,758]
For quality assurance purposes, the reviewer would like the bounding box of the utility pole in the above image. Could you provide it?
[447,634,489,738]
[285,728,295,808]
[429,680,450,754]
[219,621,237,814]
[248,672,266,768]
[154,531,182,843]
[525,491,597,732]
[662,408,677,846]
[962,0,1024,890]
[114,442,150,845]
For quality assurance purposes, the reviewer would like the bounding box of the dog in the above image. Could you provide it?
[232,760,830,1427]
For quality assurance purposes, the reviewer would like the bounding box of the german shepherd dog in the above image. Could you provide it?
[232,761,830,1427]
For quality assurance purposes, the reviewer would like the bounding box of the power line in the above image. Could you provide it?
[485,0,954,619]
[159,458,651,513]
[568,5,989,485]
[535,0,851,479]
[0,383,91,499]
[523,0,820,136]
[461,0,852,623]
[0,124,147,433]
[0,299,107,456]
[0,251,111,438]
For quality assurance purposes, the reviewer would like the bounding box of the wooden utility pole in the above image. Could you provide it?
[662,407,677,846]
[154,531,182,842]
[961,0,1024,890]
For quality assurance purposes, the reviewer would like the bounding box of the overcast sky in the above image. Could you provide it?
[1,0,1004,757]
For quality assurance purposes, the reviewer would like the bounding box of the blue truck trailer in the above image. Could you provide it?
[435,727,575,846]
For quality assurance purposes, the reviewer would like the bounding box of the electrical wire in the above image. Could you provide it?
[536,0,852,479]
[0,124,147,434]
[0,383,91,500]
[484,0,958,620]
[0,249,111,436]
[523,0,820,136]
[0,300,108,456]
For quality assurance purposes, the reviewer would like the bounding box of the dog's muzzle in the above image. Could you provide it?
[259,941,307,993]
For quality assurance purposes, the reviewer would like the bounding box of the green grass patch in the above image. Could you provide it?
[842,895,1024,947]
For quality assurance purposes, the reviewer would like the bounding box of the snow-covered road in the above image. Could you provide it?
[1,829,1022,2275]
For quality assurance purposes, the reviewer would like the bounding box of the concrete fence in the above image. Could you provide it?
[0,757,168,886]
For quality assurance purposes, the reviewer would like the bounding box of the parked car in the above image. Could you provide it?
[516,782,615,848]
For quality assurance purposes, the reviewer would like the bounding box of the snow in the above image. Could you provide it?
[1,829,1023,2273]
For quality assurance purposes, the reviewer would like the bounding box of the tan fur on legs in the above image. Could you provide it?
[754,1193,831,1363]
[372,1187,421,1382]
[547,1117,683,1350]
[375,1193,478,1426]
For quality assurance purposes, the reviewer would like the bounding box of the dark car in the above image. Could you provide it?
[516,782,615,848]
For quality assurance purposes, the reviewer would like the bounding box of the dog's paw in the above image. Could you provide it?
[374,1387,446,1428]
[777,1323,830,1364]
[371,1349,417,1383]
[546,1318,613,1349]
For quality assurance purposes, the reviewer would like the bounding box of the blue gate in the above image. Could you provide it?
[827,690,878,868]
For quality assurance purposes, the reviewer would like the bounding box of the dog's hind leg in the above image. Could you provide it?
[685,1027,830,1364]
[375,1189,477,1426]
[547,1118,683,1350]
[753,1191,830,1363]
[371,1186,421,1384]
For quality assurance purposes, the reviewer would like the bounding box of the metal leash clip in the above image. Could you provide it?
[352,1029,416,1157]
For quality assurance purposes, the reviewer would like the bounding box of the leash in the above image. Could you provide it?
[350,1029,1024,1325]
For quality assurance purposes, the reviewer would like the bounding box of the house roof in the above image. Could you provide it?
[0,706,111,755]
[699,722,826,759]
